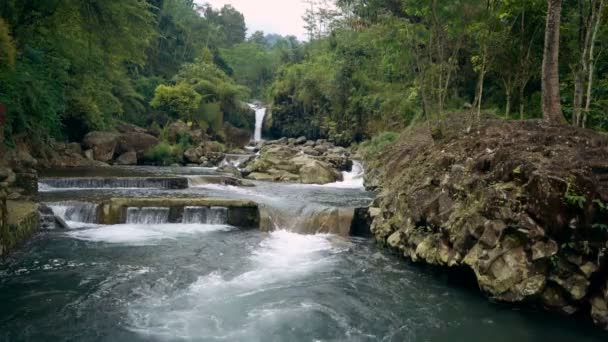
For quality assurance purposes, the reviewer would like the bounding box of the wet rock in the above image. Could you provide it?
[299,159,341,184]
[217,163,242,178]
[83,132,119,162]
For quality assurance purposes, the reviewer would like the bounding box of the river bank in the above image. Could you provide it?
[364,114,608,330]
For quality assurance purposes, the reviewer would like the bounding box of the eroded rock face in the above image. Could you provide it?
[83,132,120,162]
[366,115,608,330]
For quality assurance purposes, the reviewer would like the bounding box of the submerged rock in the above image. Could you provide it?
[366,115,608,330]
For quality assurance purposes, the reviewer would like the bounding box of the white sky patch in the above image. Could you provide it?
[198,0,310,40]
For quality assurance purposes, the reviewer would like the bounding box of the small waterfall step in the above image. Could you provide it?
[126,207,170,224]
[39,177,189,190]
[183,206,228,224]
[47,201,99,224]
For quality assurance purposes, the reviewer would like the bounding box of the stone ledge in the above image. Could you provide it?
[99,197,259,228]
[0,201,39,257]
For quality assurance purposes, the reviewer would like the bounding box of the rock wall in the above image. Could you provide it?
[366,115,608,330]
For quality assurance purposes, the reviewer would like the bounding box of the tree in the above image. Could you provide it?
[542,0,566,123]
[150,83,202,122]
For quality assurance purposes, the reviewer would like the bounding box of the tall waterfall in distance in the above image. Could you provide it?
[248,103,267,142]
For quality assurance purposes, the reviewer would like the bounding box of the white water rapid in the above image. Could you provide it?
[322,161,365,189]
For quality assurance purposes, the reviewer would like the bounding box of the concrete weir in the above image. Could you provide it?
[98,197,260,228]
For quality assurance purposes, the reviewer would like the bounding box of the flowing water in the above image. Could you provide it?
[248,103,267,142]
[1,166,607,341]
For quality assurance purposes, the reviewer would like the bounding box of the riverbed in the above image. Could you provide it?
[0,166,606,341]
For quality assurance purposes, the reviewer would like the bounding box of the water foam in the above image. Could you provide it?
[127,230,342,339]
[67,224,233,245]
[321,161,365,189]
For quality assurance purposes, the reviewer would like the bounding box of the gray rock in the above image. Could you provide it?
[83,131,119,162]
[115,151,138,166]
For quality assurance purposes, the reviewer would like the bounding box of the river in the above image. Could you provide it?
[0,165,606,341]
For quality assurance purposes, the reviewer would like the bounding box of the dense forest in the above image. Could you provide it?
[270,0,608,145]
[0,0,301,145]
[0,0,607,148]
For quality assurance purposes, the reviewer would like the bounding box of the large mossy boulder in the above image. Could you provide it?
[83,132,120,162]
[365,114,608,330]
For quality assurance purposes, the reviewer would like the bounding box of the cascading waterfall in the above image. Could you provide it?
[322,161,365,189]
[49,202,99,223]
[182,206,228,224]
[248,103,267,142]
[126,207,170,224]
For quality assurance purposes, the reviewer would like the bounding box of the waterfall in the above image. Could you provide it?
[321,161,365,189]
[39,177,188,190]
[182,206,228,224]
[220,154,253,169]
[126,207,170,224]
[248,103,267,142]
[49,202,99,223]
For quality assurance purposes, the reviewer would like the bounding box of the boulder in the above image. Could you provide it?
[83,132,119,162]
[115,151,138,166]
[184,147,204,164]
[218,163,242,178]
[117,132,159,156]
[299,159,342,184]
[295,136,307,145]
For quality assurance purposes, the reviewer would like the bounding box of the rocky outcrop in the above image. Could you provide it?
[242,138,351,184]
[83,132,120,162]
[366,115,608,330]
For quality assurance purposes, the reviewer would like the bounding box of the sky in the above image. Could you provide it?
[198,0,309,40]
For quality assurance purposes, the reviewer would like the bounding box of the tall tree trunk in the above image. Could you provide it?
[542,0,566,124]
[505,90,512,119]
[519,84,526,120]
[573,71,584,125]
[583,0,605,128]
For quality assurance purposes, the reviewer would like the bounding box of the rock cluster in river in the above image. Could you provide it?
[365,115,608,330]
[243,137,352,184]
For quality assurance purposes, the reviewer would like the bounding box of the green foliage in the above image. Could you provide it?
[564,178,587,209]
[143,142,184,166]
[0,18,16,67]
[151,83,202,121]
[359,132,399,160]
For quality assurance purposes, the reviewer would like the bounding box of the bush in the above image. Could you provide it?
[359,131,398,160]
[142,142,184,166]
[150,83,202,121]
